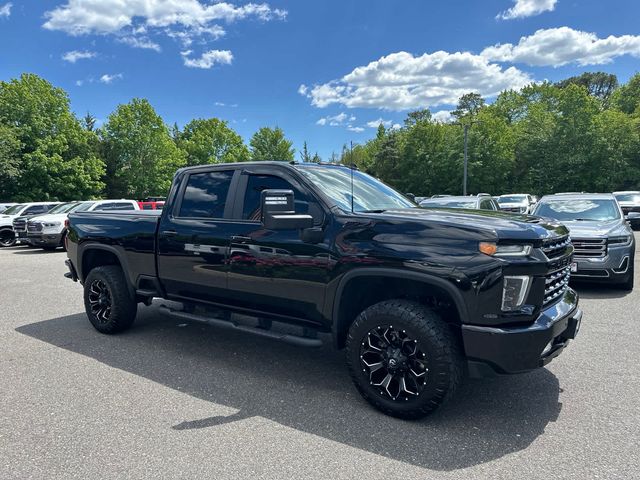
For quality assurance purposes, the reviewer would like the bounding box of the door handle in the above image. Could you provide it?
[231,235,252,243]
[162,230,178,236]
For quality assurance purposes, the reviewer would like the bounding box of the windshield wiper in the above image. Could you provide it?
[360,209,387,213]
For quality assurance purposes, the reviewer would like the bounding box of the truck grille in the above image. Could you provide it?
[572,238,607,258]
[544,265,571,306]
[621,206,640,215]
[501,207,525,213]
[542,235,571,259]
[12,218,26,232]
[27,222,43,233]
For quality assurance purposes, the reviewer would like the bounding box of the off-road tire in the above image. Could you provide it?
[84,266,137,334]
[346,300,463,419]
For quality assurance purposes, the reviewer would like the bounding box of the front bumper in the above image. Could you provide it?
[462,288,581,376]
[571,246,633,283]
[27,232,63,247]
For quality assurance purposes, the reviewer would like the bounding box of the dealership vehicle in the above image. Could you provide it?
[497,194,536,214]
[65,162,581,419]
[613,191,640,230]
[533,193,636,290]
[0,202,60,247]
[0,203,17,214]
[12,202,62,244]
[420,194,500,210]
[27,199,140,250]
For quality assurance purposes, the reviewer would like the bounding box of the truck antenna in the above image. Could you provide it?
[350,141,355,213]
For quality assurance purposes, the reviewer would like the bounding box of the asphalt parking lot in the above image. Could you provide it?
[1,240,639,480]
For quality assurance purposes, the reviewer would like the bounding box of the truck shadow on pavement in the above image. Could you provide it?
[571,283,631,300]
[17,305,563,471]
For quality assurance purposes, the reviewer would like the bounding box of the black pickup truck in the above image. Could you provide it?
[65,162,582,419]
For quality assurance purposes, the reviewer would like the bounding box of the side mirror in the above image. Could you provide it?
[626,212,640,220]
[405,193,416,201]
[261,189,314,230]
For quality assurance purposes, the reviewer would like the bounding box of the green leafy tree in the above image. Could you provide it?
[613,73,640,115]
[0,73,104,201]
[176,118,249,166]
[300,141,311,162]
[556,72,618,108]
[0,124,21,200]
[249,127,295,161]
[102,98,185,198]
[452,92,486,121]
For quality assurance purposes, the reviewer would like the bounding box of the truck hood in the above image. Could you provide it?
[372,208,568,241]
[29,213,68,223]
[0,214,19,227]
[560,219,629,238]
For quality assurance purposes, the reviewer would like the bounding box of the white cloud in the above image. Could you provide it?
[43,1,285,65]
[347,126,365,133]
[118,36,161,52]
[43,1,286,35]
[300,51,532,111]
[497,0,557,20]
[62,50,96,63]
[0,3,11,18]
[99,73,123,84]
[75,80,84,87]
[482,27,640,66]
[182,49,233,69]
[316,112,356,127]
[366,118,393,128]
[432,110,454,123]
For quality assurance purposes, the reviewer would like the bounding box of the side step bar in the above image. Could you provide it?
[158,305,323,348]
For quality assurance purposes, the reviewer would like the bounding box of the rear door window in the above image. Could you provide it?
[179,171,234,218]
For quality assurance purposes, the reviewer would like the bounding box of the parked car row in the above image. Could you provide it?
[0,199,151,249]
[418,190,638,290]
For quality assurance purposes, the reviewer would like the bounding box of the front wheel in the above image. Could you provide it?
[0,229,17,247]
[346,300,463,419]
[617,266,634,291]
[83,266,137,333]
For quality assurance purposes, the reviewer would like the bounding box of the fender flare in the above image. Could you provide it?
[331,267,468,348]
[77,242,136,298]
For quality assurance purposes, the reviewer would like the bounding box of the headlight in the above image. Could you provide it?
[609,236,632,246]
[502,276,531,311]
[42,222,61,228]
[479,242,533,257]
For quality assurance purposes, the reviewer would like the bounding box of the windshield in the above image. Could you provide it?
[297,166,415,212]
[3,204,24,215]
[614,193,640,203]
[73,201,97,212]
[421,200,476,209]
[499,195,527,203]
[47,202,79,214]
[534,199,621,222]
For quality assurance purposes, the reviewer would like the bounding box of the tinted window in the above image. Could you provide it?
[24,205,48,215]
[113,203,135,210]
[480,199,494,210]
[242,174,318,222]
[179,171,234,218]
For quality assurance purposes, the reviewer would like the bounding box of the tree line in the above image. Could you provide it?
[1,71,640,201]
[342,72,640,197]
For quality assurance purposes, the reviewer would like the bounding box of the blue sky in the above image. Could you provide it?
[1,0,640,160]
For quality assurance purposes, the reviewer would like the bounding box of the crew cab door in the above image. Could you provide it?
[225,168,330,325]
[157,168,248,304]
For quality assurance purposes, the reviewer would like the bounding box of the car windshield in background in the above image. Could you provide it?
[296,166,415,212]
[47,202,79,214]
[422,200,476,209]
[615,194,640,203]
[3,204,24,215]
[499,195,527,203]
[72,202,97,212]
[535,199,621,222]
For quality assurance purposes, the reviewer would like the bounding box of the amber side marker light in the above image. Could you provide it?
[479,242,497,256]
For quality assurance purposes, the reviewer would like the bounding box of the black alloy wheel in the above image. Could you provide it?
[88,279,112,325]
[360,325,428,401]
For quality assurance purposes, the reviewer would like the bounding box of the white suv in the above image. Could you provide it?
[27,199,140,250]
[0,202,60,247]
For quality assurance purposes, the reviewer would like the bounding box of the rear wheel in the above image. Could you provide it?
[0,229,17,247]
[84,266,137,333]
[346,300,463,419]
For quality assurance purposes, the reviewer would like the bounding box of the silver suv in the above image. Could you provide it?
[533,193,635,290]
